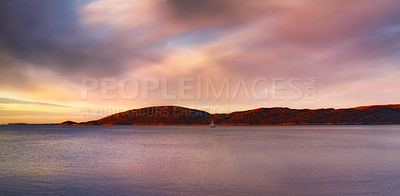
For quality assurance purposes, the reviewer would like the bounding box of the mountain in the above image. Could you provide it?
[194,105,400,125]
[60,121,77,125]
[96,106,209,125]
[60,120,100,125]
[64,104,400,125]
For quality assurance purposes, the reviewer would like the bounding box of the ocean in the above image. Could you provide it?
[1,125,400,195]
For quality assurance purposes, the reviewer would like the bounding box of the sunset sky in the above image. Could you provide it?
[1,0,400,124]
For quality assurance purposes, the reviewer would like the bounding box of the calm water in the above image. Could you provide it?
[1,125,400,195]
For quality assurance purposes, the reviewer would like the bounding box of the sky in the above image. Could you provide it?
[0,0,400,124]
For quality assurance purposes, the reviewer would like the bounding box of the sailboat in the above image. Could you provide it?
[210,119,216,128]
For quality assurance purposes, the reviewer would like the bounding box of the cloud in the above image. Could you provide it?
[0,0,80,68]
[0,110,79,117]
[0,0,164,80]
[0,0,399,119]
[0,98,71,108]
[160,0,271,26]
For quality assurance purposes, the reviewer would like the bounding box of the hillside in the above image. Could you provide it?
[62,104,400,125]
[95,106,209,125]
[194,105,400,125]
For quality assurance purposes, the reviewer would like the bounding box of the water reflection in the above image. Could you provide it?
[1,125,400,195]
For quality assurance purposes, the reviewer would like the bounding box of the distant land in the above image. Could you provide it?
[55,104,400,126]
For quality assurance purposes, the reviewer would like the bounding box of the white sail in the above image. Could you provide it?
[210,119,216,128]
